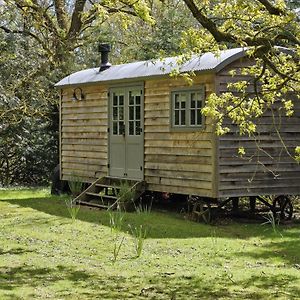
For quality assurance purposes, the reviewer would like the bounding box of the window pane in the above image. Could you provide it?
[181,100,186,109]
[129,106,134,120]
[113,122,118,135]
[136,95,141,105]
[119,95,124,106]
[113,107,118,120]
[191,110,195,125]
[113,95,118,106]
[197,100,201,108]
[135,105,140,120]
[119,122,125,135]
[197,110,202,125]
[191,93,196,108]
[119,107,124,120]
[174,94,180,109]
[175,110,179,125]
[129,121,134,135]
[129,95,134,105]
[136,121,141,135]
[181,110,186,125]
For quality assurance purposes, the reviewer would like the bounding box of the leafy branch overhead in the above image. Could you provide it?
[0,0,153,67]
[181,0,300,137]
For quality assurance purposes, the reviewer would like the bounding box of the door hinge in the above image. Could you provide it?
[107,127,110,133]
[108,92,110,97]
[140,166,143,171]
[107,163,110,168]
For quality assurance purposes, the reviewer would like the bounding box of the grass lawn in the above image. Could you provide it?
[0,188,299,299]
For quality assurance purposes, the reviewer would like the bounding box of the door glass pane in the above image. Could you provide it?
[129,121,134,135]
[129,106,134,120]
[119,122,125,135]
[113,122,118,135]
[119,107,124,120]
[136,121,141,135]
[119,95,124,106]
[113,94,118,106]
[136,95,141,105]
[135,105,140,120]
[129,94,134,105]
[113,107,118,120]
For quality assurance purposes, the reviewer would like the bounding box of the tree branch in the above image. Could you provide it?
[256,0,285,16]
[68,0,87,40]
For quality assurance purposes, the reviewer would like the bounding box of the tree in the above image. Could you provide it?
[0,0,153,186]
[180,0,299,152]
[0,0,153,71]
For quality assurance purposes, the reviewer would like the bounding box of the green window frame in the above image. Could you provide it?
[171,86,205,130]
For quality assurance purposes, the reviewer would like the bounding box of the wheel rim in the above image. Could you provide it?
[193,202,211,223]
[273,196,293,220]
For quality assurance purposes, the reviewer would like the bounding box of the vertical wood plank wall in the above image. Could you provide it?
[216,59,300,197]
[144,75,217,197]
[60,86,108,182]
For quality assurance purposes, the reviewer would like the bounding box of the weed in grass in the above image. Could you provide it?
[68,175,83,197]
[135,200,152,215]
[112,235,126,263]
[115,182,136,210]
[261,211,283,237]
[109,210,126,262]
[65,198,80,222]
[129,224,148,258]
[109,210,125,233]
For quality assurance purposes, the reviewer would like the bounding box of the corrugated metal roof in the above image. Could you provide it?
[55,47,246,87]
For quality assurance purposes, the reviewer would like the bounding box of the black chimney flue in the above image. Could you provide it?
[99,43,111,72]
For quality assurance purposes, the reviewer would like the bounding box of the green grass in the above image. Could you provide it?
[0,188,299,299]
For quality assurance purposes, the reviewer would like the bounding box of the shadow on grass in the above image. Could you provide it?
[0,248,34,256]
[1,263,299,299]
[3,196,300,239]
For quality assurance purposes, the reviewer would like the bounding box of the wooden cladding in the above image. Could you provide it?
[60,86,108,182]
[216,58,300,197]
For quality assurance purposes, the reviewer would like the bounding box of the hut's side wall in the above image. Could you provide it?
[60,86,108,182]
[216,59,300,197]
[144,75,217,198]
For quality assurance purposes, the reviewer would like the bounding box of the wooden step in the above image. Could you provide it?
[86,192,117,200]
[76,200,109,209]
[95,183,120,190]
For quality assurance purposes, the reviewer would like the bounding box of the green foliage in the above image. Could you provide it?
[181,0,300,156]
[109,210,126,262]
[67,176,83,197]
[262,211,283,237]
[115,182,136,210]
[65,198,80,222]
[129,224,148,257]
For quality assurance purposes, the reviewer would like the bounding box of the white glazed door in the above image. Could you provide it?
[109,87,144,180]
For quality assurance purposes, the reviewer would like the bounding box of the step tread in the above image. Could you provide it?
[86,192,117,200]
[95,183,120,189]
[76,200,109,209]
